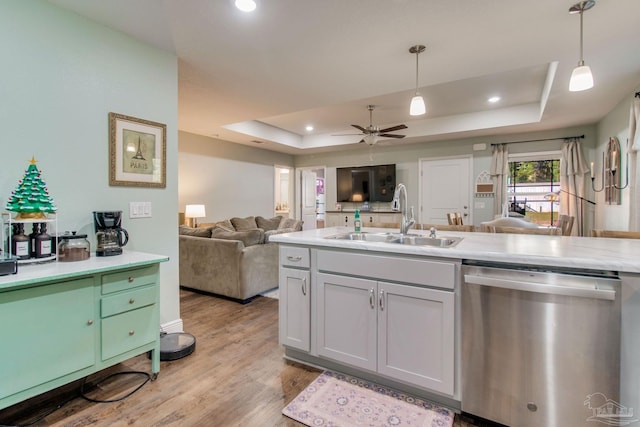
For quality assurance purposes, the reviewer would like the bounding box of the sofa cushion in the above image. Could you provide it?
[211,226,264,246]
[256,215,282,231]
[179,225,212,238]
[231,216,257,231]
[278,218,303,231]
[264,228,296,243]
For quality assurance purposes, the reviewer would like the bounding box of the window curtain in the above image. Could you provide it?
[490,144,509,217]
[560,139,589,236]
[628,96,640,231]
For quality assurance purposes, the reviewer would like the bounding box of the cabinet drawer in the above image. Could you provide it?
[280,246,310,269]
[101,305,157,360]
[316,250,456,289]
[101,285,157,318]
[101,266,157,294]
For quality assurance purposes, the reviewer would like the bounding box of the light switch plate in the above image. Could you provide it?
[129,202,152,218]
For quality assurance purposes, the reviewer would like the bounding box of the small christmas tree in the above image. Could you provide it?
[6,157,57,219]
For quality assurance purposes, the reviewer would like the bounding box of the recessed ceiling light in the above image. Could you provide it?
[488,96,501,103]
[305,125,314,132]
[235,0,256,12]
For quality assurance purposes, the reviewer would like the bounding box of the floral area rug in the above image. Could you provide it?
[283,371,454,427]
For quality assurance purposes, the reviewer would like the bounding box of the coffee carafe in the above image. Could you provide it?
[93,211,129,256]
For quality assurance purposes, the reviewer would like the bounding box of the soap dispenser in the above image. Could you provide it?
[354,209,361,233]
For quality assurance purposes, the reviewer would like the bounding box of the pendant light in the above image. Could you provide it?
[409,45,426,116]
[569,1,595,92]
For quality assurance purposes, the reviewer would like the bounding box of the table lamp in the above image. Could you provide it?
[185,204,206,228]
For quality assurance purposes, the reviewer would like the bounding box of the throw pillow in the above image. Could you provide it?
[214,219,235,232]
[230,216,257,231]
[256,215,282,231]
[211,226,264,246]
[179,225,212,238]
[278,218,303,231]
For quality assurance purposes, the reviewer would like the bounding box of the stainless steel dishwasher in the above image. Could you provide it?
[461,262,621,427]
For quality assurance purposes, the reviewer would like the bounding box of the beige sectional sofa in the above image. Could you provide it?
[179,215,302,303]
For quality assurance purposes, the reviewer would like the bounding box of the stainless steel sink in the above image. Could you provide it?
[325,232,462,247]
[326,232,400,243]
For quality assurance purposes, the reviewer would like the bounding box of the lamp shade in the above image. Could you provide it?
[569,64,594,92]
[410,95,426,116]
[185,204,206,218]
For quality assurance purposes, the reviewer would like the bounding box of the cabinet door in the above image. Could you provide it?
[378,213,401,223]
[279,267,311,351]
[377,281,455,395]
[0,278,95,399]
[316,272,377,371]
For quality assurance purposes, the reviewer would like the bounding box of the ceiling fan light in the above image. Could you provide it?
[410,95,426,116]
[364,134,378,145]
[569,64,593,91]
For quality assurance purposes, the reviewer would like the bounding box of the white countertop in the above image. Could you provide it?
[270,226,640,273]
[0,250,169,290]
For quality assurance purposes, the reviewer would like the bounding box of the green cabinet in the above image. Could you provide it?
[0,277,95,400]
[0,254,165,411]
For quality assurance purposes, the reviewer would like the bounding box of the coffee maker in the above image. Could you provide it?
[93,211,129,256]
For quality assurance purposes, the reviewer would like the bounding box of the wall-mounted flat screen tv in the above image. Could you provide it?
[336,164,396,202]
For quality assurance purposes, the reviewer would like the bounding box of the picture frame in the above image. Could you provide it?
[109,112,166,188]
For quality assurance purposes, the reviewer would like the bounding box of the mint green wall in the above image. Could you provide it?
[0,2,180,327]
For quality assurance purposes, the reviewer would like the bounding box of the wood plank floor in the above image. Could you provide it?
[0,289,492,427]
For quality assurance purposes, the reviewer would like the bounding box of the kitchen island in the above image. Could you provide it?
[270,227,640,426]
[0,251,168,410]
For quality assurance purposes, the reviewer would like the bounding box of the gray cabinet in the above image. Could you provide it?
[278,246,311,352]
[316,271,454,394]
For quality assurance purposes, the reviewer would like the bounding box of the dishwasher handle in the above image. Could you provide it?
[464,274,616,301]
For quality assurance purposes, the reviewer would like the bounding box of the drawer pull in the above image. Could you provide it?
[379,290,385,311]
[128,277,134,283]
[287,255,302,262]
[129,298,135,304]
[301,278,307,296]
[87,319,94,326]
[129,330,135,336]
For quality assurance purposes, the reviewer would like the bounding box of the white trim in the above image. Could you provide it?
[160,318,183,334]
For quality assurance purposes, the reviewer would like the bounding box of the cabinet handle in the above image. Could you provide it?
[369,289,375,309]
[129,330,135,336]
[129,298,135,304]
[87,319,94,326]
[128,277,134,283]
[287,255,302,262]
[379,290,384,311]
[301,277,307,296]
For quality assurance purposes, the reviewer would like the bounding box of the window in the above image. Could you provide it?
[507,152,560,226]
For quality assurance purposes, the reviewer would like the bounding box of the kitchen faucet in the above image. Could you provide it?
[392,183,415,235]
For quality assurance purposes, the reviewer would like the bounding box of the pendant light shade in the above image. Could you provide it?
[409,45,426,116]
[569,1,595,92]
[410,95,426,116]
[569,63,594,92]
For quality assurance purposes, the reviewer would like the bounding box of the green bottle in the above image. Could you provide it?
[354,209,361,233]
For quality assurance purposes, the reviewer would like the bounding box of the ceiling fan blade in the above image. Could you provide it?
[379,124,407,133]
[379,134,406,139]
[332,133,363,136]
[351,124,366,132]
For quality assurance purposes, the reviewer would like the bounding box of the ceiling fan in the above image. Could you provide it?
[335,105,407,145]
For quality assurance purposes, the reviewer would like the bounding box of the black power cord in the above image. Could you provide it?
[0,371,153,427]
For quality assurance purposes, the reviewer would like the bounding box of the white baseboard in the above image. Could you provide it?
[160,318,183,334]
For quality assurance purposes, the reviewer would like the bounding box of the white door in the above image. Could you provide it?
[419,156,471,225]
[301,170,317,230]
